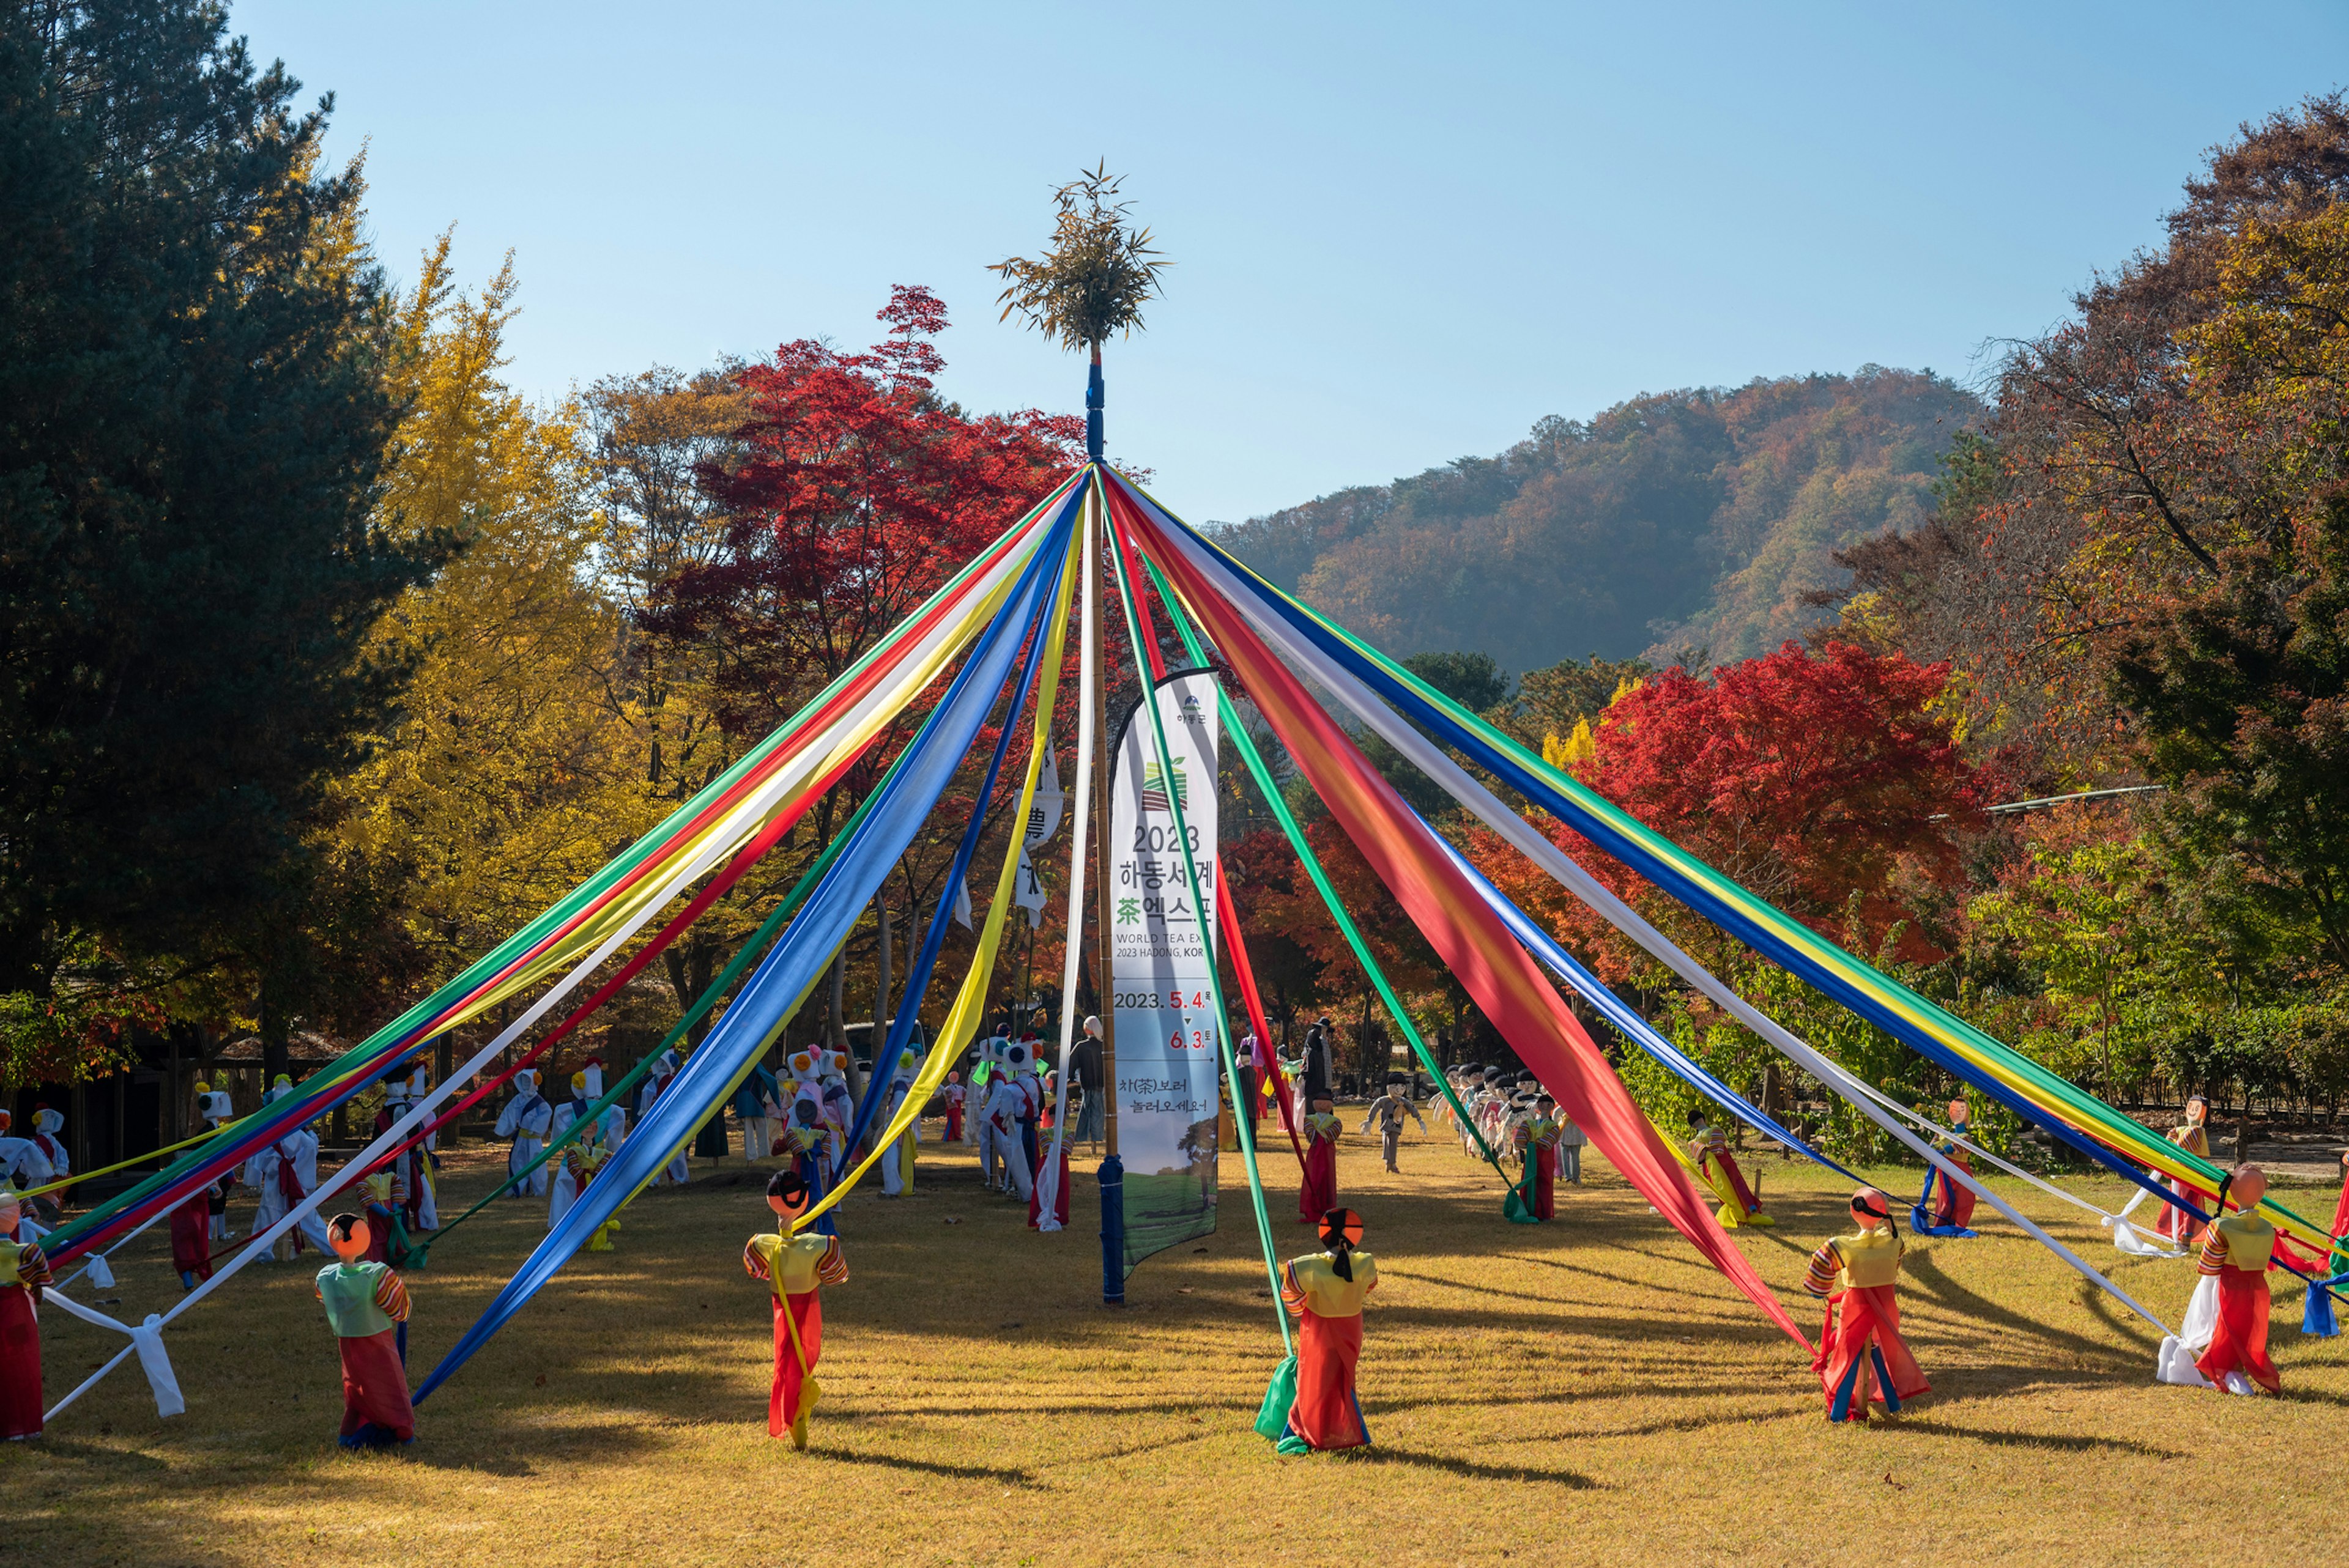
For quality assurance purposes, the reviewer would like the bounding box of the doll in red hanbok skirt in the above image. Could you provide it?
[314,1211,415,1447]
[1803,1188,1930,1422]
[744,1170,848,1449]
[2188,1164,2284,1396]
[2156,1096,2216,1246]
[1299,1098,1341,1223]
[170,1185,214,1290]
[1278,1208,1376,1453]
[1527,1096,1563,1220]
[0,1191,54,1441]
[1929,1099,1977,1230]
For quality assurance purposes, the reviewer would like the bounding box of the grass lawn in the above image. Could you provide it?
[12,1119,2348,1566]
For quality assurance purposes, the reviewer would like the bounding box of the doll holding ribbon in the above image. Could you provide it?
[743,1170,848,1449]
[2189,1164,2285,1396]
[1277,1207,1376,1453]
[2157,1096,2216,1246]
[1688,1107,1771,1227]
[1803,1187,1930,1422]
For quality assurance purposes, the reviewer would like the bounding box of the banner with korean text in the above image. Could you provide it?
[1109,669,1222,1275]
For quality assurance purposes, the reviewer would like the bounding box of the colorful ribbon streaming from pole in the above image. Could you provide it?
[1108,472,1806,1350]
[413,483,1085,1402]
[1119,473,2334,1260]
[800,521,1082,1229]
[43,475,1083,1265]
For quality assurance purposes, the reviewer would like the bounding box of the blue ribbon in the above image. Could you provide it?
[833,542,1062,1178]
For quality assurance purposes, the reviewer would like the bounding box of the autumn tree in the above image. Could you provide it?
[319,239,662,1038]
[643,288,1080,1051]
[1824,94,2349,785]
[1570,641,1987,958]
[582,364,752,1035]
[2110,488,2349,982]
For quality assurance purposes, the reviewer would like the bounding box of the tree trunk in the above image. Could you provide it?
[436,1035,458,1144]
[259,973,291,1087]
[662,939,722,1048]
[827,947,848,1051]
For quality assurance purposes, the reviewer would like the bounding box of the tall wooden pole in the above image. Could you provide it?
[1089,475,1118,1159]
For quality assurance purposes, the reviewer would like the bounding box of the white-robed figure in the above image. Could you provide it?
[196,1084,236,1239]
[879,1049,922,1197]
[0,1109,54,1197]
[495,1068,553,1197]
[240,1082,333,1259]
[818,1049,853,1153]
[637,1046,689,1186]
[985,1042,1036,1203]
[773,1049,819,1164]
[973,1040,1006,1189]
[28,1104,68,1185]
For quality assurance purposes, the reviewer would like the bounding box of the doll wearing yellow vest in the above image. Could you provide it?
[2192,1166,2282,1395]
[1803,1189,1929,1422]
[744,1170,849,1448]
[1278,1208,1377,1452]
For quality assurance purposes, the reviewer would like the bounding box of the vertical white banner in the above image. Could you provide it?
[1108,668,1222,1271]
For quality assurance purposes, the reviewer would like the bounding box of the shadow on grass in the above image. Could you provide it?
[1570,1402,1817,1440]
[9,1437,171,1473]
[1899,1251,2148,1367]
[1883,1416,2183,1458]
[806,1445,1042,1488]
[1338,1444,1600,1488]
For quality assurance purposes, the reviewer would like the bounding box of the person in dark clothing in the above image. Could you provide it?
[1071,1016,1107,1151]
[1302,1016,1337,1103]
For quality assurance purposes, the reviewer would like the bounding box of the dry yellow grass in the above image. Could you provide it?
[11,1122,2349,1567]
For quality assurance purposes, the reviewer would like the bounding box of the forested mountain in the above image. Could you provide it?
[1211,368,1980,674]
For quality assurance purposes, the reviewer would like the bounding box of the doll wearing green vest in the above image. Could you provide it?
[316,1211,416,1448]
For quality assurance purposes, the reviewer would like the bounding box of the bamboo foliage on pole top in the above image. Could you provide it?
[989,163,1171,352]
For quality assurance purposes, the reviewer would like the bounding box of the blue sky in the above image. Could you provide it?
[236,1,2347,523]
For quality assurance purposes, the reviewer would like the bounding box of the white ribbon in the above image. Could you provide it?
[37,518,1060,1425]
[41,1291,184,1418]
[1036,499,1100,1233]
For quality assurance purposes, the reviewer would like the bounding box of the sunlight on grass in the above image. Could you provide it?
[11,1128,2347,1566]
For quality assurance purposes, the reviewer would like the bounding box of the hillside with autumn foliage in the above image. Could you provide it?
[1211,366,1979,675]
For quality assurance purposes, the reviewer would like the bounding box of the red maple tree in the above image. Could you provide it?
[652,286,1082,750]
[639,290,1083,1032]
[1471,640,1989,969]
